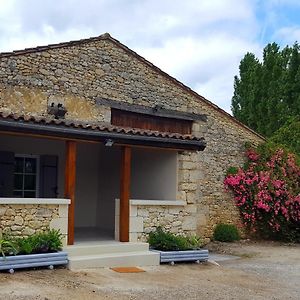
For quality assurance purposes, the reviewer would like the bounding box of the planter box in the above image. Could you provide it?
[152,249,209,264]
[0,252,68,273]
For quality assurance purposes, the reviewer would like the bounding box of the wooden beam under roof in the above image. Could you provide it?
[119,146,131,242]
[65,141,77,245]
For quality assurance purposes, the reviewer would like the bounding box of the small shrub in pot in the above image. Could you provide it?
[1,229,63,257]
[148,227,203,251]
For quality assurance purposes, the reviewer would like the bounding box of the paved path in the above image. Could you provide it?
[209,253,240,262]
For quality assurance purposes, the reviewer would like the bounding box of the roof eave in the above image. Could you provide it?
[0,119,206,151]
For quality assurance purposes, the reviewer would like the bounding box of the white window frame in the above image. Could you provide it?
[13,154,40,198]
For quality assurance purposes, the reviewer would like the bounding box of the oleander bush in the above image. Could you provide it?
[213,224,240,242]
[148,227,203,251]
[224,143,300,242]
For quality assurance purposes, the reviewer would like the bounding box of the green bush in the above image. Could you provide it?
[1,229,63,256]
[148,227,203,251]
[226,166,239,176]
[0,239,17,257]
[270,117,300,159]
[185,234,203,249]
[16,238,35,255]
[17,229,63,254]
[213,224,240,242]
[44,228,63,252]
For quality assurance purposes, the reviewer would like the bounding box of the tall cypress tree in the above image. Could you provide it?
[261,43,287,136]
[284,43,300,117]
[232,42,300,137]
[232,53,260,131]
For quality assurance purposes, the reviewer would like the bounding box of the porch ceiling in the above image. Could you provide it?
[0,112,206,151]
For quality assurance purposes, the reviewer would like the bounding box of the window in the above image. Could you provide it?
[13,155,39,198]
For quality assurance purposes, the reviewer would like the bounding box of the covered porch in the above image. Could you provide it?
[0,112,205,247]
[0,135,179,244]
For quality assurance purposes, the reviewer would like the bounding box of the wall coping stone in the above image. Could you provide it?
[0,198,71,205]
[130,199,186,206]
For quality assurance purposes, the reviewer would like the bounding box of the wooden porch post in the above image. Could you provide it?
[119,146,131,242]
[65,141,77,245]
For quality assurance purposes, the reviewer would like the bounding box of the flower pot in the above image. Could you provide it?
[151,249,209,264]
[0,251,68,273]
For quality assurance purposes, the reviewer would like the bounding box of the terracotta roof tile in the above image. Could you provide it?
[0,111,203,142]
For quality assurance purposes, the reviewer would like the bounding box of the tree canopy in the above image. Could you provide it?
[270,117,300,158]
[232,42,300,137]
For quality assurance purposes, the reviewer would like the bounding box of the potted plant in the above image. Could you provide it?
[0,229,68,273]
[148,227,209,264]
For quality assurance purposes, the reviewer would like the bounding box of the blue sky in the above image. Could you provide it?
[0,0,299,113]
[257,1,300,46]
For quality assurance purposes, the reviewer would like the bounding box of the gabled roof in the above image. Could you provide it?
[0,111,206,151]
[0,33,264,140]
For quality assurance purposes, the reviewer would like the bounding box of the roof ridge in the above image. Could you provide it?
[0,33,265,141]
[0,33,111,58]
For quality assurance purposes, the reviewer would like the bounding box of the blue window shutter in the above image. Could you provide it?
[39,155,58,198]
[0,151,14,197]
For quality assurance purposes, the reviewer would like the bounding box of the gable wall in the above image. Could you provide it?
[0,39,264,239]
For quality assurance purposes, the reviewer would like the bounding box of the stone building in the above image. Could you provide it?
[0,33,263,267]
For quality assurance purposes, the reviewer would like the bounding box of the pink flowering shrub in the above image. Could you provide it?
[224,143,300,242]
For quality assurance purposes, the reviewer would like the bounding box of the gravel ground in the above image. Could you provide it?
[0,241,299,300]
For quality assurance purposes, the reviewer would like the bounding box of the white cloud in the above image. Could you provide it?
[1,27,98,53]
[273,26,300,44]
[267,0,300,6]
[0,0,263,113]
[135,33,261,114]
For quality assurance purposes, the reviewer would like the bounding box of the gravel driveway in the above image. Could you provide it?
[0,241,299,300]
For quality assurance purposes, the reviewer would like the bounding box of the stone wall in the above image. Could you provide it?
[0,36,264,239]
[136,204,198,242]
[0,199,69,245]
[115,199,195,242]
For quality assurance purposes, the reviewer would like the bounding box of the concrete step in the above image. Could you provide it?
[67,250,160,269]
[64,242,149,257]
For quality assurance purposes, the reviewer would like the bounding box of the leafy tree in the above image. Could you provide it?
[284,43,300,117]
[270,117,300,158]
[232,53,261,132]
[232,42,300,137]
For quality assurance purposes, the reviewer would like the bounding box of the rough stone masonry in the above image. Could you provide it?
[0,34,264,240]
